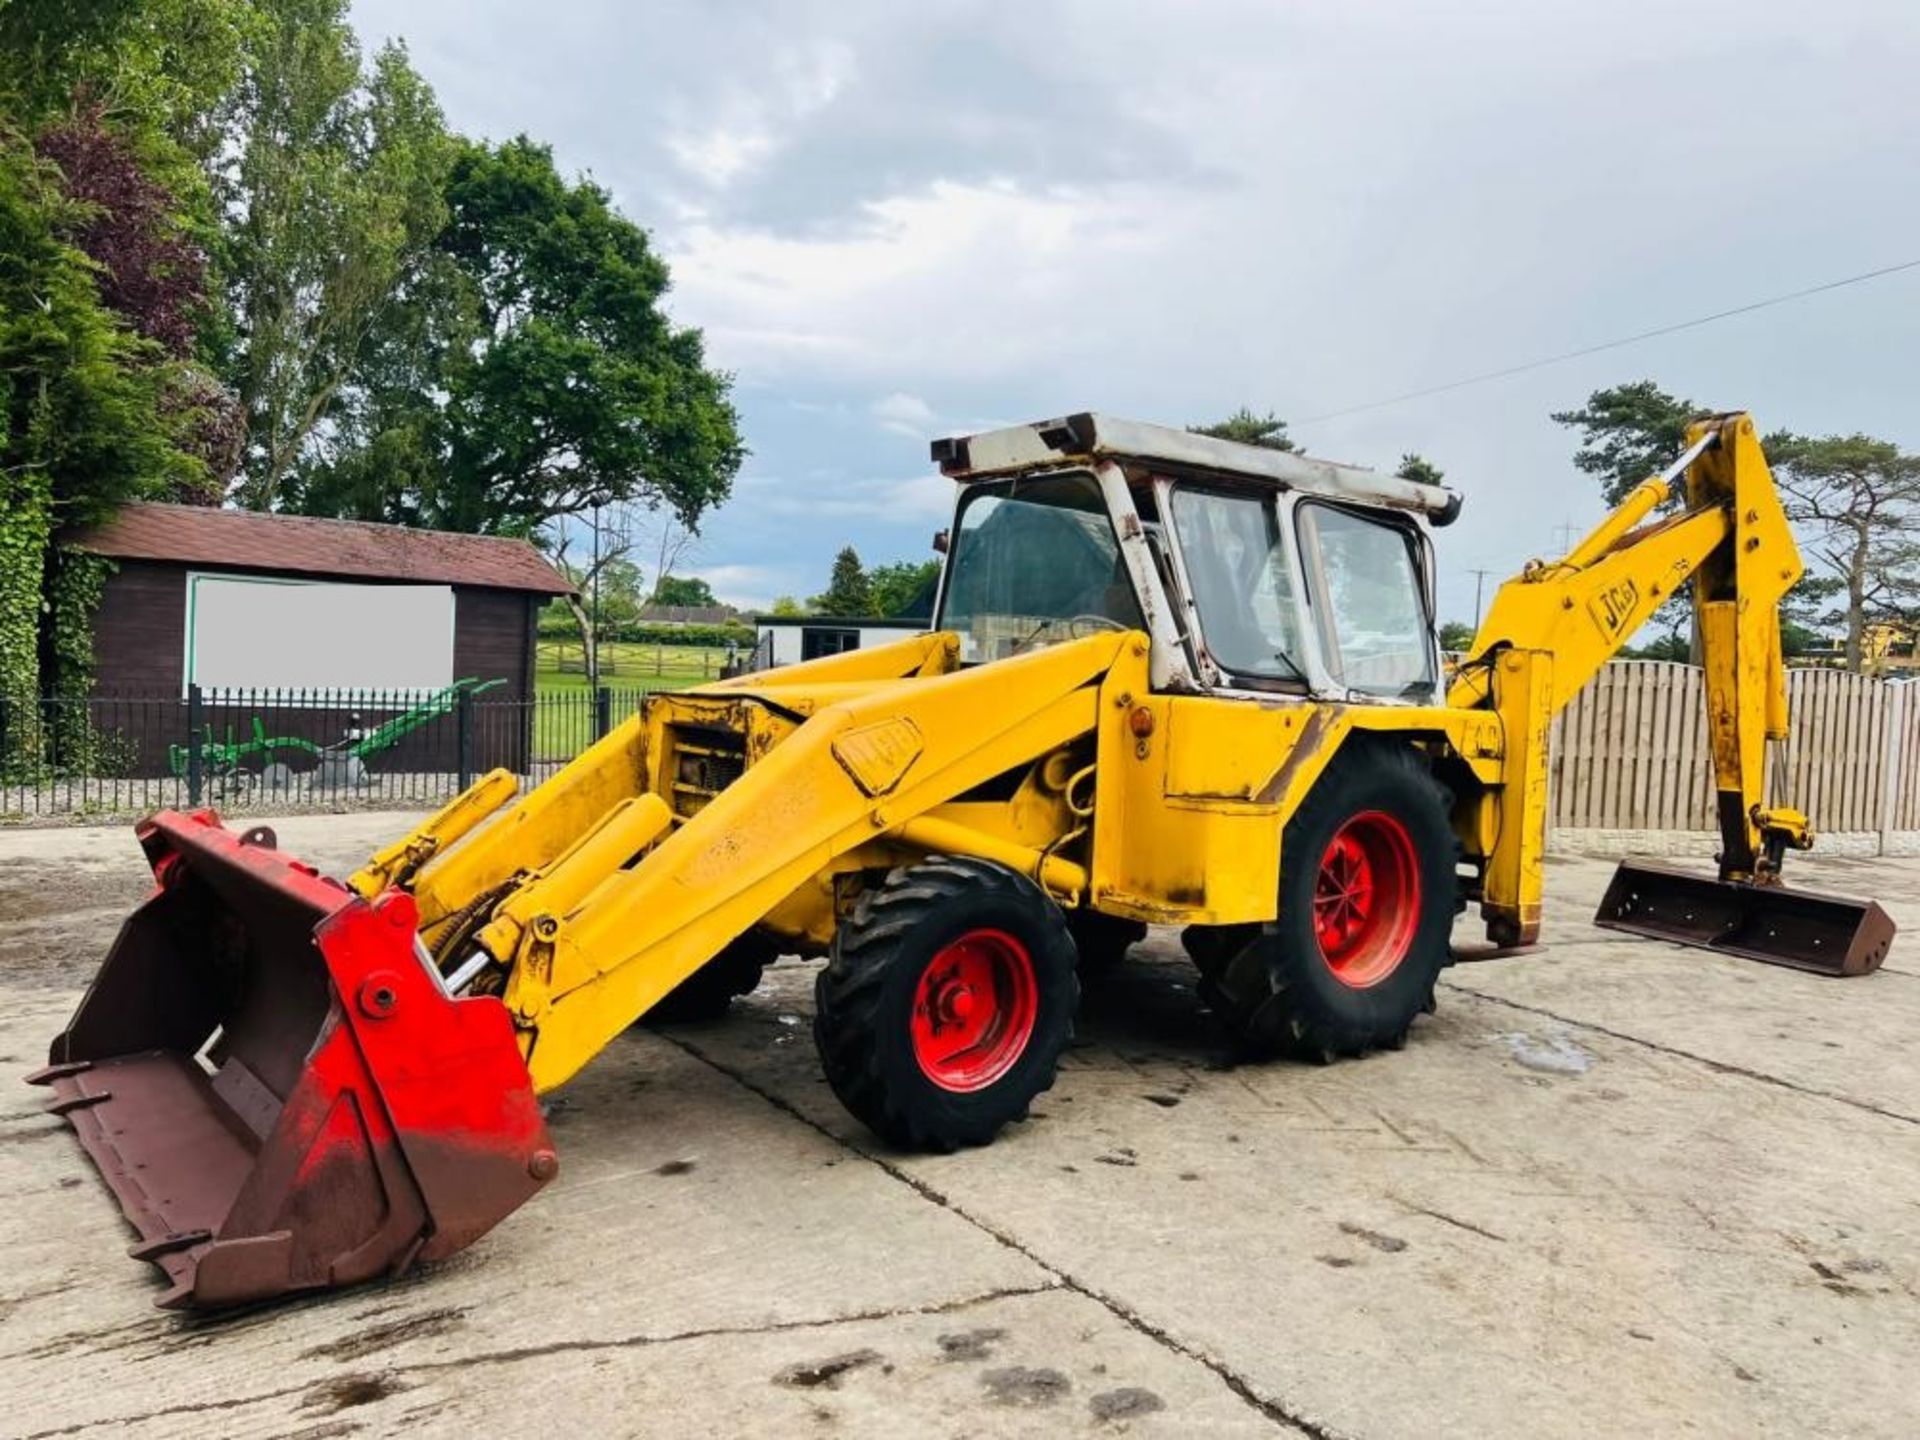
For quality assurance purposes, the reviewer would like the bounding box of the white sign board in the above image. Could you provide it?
[186,574,455,697]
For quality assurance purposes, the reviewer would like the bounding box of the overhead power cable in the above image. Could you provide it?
[1298,257,1920,425]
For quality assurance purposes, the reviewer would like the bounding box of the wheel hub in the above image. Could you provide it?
[911,928,1038,1092]
[1313,811,1421,989]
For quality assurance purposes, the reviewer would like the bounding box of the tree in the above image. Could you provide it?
[214,0,454,509]
[1437,620,1475,652]
[0,0,249,158]
[867,559,940,618]
[34,103,238,501]
[35,101,205,355]
[652,575,717,608]
[1554,381,1709,654]
[0,0,242,720]
[813,547,873,616]
[293,136,744,540]
[769,595,806,617]
[0,138,195,733]
[1764,433,1920,670]
[1624,633,1692,662]
[1551,380,1701,507]
[1396,453,1445,487]
[1191,407,1296,452]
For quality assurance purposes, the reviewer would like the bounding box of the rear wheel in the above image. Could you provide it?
[1067,910,1148,976]
[815,857,1078,1150]
[646,931,776,1024]
[1196,744,1454,1060]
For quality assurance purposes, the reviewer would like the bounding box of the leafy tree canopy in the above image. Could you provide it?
[652,575,718,608]
[1764,431,1920,668]
[1396,453,1445,487]
[288,135,744,540]
[868,558,940,618]
[1191,407,1296,452]
[813,546,873,616]
[0,137,199,708]
[1551,380,1701,507]
[215,0,453,508]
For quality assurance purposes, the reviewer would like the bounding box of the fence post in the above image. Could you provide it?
[594,685,612,741]
[457,684,474,792]
[1878,681,1908,857]
[186,683,204,807]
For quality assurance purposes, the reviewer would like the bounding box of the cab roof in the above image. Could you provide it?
[930,411,1461,526]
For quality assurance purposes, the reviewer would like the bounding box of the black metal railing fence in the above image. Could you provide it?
[0,683,658,820]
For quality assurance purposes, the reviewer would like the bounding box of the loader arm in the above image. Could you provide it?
[1446,414,1806,942]
[424,632,1126,1092]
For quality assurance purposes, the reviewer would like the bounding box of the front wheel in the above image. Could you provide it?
[814,857,1079,1151]
[1198,744,1455,1060]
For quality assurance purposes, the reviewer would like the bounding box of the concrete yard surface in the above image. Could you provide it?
[0,814,1915,1438]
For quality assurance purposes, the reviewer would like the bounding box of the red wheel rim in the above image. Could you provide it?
[1313,811,1421,989]
[911,928,1039,1092]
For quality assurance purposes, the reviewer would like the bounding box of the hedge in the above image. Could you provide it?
[537,618,758,648]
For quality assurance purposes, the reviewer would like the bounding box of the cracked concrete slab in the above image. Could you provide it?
[0,1012,1054,1435]
[11,1288,1281,1440]
[3,814,1917,1438]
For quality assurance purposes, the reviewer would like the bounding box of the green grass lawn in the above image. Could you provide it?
[531,641,733,758]
[535,640,730,692]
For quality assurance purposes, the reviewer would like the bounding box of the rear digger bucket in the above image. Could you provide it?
[27,810,555,1310]
[1594,860,1895,977]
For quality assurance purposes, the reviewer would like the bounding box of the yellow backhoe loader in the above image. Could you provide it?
[32,410,1895,1309]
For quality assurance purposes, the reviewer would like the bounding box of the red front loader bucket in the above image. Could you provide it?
[27,810,555,1310]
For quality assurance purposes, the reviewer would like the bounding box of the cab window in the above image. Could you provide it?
[1167,486,1308,686]
[938,472,1142,663]
[1296,503,1434,698]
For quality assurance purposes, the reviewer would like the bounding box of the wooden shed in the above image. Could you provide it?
[65,503,573,776]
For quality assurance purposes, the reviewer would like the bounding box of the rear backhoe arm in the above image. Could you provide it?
[1448,413,1804,942]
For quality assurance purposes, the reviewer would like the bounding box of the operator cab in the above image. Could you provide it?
[929,412,1460,703]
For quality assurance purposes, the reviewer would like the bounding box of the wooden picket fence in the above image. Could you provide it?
[1548,662,1920,835]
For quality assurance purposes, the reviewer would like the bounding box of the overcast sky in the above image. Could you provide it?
[350,0,1920,624]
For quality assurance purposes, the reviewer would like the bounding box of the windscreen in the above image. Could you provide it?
[937,472,1142,663]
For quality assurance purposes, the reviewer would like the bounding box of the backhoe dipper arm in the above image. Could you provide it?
[1449,414,1804,942]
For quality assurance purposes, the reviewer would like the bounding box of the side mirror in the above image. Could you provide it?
[932,529,950,555]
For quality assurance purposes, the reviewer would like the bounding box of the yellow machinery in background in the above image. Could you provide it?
[35,410,1894,1309]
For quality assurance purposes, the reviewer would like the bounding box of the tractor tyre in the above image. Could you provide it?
[646,931,777,1024]
[1201,744,1454,1061]
[1068,910,1148,976]
[814,857,1079,1151]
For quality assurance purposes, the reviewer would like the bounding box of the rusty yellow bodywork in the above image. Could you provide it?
[348,411,1807,1093]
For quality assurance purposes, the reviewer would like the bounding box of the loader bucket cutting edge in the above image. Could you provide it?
[27,810,556,1310]
[1594,859,1895,977]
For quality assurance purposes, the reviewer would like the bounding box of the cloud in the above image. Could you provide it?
[354,0,1920,632]
[684,561,807,611]
[735,469,952,525]
[870,392,935,438]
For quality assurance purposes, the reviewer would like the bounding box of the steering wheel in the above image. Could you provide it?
[1011,613,1131,655]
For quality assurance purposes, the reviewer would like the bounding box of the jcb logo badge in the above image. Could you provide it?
[1589,579,1639,638]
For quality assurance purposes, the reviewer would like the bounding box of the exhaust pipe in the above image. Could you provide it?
[27,810,555,1309]
[1594,859,1895,977]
